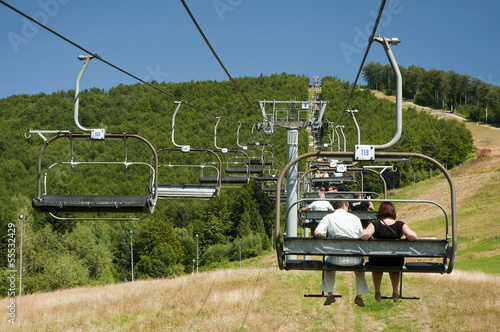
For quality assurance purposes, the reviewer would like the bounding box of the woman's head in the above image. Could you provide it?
[378,202,396,220]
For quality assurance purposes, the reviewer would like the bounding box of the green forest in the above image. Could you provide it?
[362,61,500,126]
[0,73,475,295]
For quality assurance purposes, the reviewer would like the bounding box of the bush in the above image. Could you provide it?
[43,254,90,291]
[201,243,232,266]
[141,243,183,278]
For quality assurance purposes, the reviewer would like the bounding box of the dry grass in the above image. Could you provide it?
[2,266,499,331]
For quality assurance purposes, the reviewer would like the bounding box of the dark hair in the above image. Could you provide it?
[377,202,396,220]
[332,195,347,210]
[353,193,361,199]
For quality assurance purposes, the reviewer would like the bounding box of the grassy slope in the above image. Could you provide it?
[371,91,500,274]
[2,92,500,331]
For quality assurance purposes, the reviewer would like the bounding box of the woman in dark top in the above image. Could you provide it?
[361,202,417,302]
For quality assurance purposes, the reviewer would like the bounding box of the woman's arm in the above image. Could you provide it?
[402,224,417,241]
[360,223,375,241]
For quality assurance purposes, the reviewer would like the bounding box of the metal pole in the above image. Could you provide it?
[239,239,242,269]
[372,37,402,150]
[130,230,134,282]
[271,226,274,255]
[19,215,26,297]
[196,234,199,273]
[192,259,195,275]
[286,128,299,260]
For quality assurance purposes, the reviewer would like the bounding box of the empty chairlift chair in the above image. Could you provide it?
[154,147,221,199]
[32,132,158,219]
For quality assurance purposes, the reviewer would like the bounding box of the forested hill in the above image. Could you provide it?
[0,74,474,294]
[362,61,500,126]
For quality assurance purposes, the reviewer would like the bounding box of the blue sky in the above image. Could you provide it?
[1,0,499,101]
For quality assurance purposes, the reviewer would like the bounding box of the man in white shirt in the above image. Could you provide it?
[313,196,369,307]
[301,192,334,212]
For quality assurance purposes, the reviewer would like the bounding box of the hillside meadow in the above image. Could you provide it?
[1,262,499,331]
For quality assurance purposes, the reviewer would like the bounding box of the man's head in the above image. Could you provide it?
[332,195,348,210]
[353,193,362,199]
[318,192,326,199]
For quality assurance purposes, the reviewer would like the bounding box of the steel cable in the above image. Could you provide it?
[0,0,254,124]
[179,0,265,121]
[330,0,387,129]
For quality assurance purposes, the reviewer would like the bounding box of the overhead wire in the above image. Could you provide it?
[330,0,387,129]
[0,0,254,124]
[179,0,265,121]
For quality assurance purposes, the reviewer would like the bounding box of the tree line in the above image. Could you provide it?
[362,61,500,126]
[0,73,474,295]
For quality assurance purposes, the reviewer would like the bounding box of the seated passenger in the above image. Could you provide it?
[334,181,350,192]
[314,196,369,307]
[301,192,333,235]
[301,192,333,212]
[360,202,417,302]
[350,193,374,211]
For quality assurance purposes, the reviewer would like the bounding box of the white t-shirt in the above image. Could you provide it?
[315,209,363,265]
[307,200,333,211]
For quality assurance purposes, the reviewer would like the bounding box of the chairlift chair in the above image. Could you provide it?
[275,151,457,299]
[154,147,222,199]
[30,55,158,220]
[32,132,158,220]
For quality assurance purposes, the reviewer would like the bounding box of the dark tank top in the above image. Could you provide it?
[368,220,405,267]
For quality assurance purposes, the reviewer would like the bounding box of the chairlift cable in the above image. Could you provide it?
[331,0,387,129]
[180,0,265,121]
[0,0,253,124]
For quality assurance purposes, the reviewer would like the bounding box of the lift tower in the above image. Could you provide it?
[258,99,328,255]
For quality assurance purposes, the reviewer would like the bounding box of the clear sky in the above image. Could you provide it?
[1,0,499,101]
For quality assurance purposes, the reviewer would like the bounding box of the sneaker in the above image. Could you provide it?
[354,295,365,307]
[323,295,336,306]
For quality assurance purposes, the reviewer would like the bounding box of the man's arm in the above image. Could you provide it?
[360,223,375,240]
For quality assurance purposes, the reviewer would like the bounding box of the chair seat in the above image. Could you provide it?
[33,195,150,213]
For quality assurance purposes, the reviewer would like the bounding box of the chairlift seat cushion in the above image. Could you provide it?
[404,262,446,273]
[157,184,217,198]
[285,259,446,273]
[33,195,150,213]
[199,176,249,184]
[303,192,356,199]
[225,167,264,174]
[254,176,278,182]
[244,160,273,166]
[301,210,376,228]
